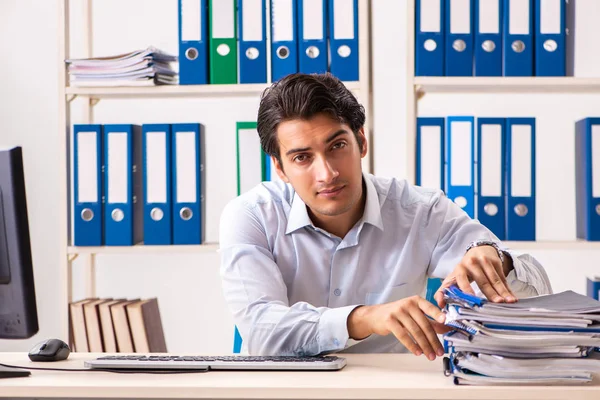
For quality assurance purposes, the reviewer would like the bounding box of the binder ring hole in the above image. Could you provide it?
[306,46,320,59]
[512,40,525,53]
[596,204,600,216]
[81,208,94,222]
[514,204,528,217]
[452,39,466,52]
[482,40,496,53]
[185,48,198,61]
[543,39,557,52]
[454,196,467,209]
[277,46,290,59]
[246,47,259,60]
[337,45,351,58]
[150,208,164,222]
[111,208,124,222]
[217,44,231,56]
[180,207,193,221]
[424,39,437,52]
[484,203,498,217]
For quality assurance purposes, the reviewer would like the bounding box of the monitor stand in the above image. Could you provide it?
[0,364,30,378]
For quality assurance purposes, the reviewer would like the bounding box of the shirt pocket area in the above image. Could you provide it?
[365,283,415,306]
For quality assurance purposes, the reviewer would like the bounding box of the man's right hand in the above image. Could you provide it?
[347,296,452,360]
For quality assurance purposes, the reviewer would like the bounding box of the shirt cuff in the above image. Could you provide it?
[318,305,362,352]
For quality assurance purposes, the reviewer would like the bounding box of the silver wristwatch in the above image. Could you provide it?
[465,240,505,264]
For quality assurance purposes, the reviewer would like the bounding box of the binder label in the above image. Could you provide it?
[304,0,324,40]
[480,124,502,197]
[479,0,499,33]
[181,0,201,41]
[450,0,471,34]
[108,132,127,204]
[243,0,263,41]
[450,122,473,186]
[541,0,561,34]
[420,0,441,32]
[420,126,442,190]
[509,0,530,35]
[77,131,98,203]
[272,0,294,42]
[212,0,235,38]
[176,131,197,203]
[334,0,355,39]
[146,132,167,204]
[511,125,532,197]
[593,126,600,197]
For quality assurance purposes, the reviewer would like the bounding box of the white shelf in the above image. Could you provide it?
[503,240,600,250]
[413,77,600,94]
[65,81,362,99]
[68,243,220,255]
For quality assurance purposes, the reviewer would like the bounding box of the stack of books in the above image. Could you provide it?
[442,285,600,385]
[65,47,178,87]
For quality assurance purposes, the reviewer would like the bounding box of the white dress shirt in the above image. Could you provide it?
[219,173,553,356]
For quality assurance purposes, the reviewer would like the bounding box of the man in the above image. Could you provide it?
[219,73,552,359]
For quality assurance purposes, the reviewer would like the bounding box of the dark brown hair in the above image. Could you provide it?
[256,73,366,165]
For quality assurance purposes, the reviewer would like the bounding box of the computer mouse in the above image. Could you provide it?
[28,338,70,362]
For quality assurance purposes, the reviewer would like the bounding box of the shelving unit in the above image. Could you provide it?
[57,0,373,341]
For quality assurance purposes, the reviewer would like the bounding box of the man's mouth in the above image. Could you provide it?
[318,185,345,197]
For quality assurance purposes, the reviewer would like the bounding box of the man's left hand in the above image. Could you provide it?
[434,245,516,308]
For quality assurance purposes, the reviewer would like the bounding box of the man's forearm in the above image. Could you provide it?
[347,305,373,340]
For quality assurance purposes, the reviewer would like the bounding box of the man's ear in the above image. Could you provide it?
[273,156,289,183]
[358,127,368,158]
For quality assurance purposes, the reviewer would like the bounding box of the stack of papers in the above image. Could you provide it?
[442,285,600,385]
[65,47,178,87]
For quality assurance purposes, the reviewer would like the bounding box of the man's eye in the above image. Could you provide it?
[293,154,308,163]
[333,142,347,150]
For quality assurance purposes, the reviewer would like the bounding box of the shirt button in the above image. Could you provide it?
[334,289,341,296]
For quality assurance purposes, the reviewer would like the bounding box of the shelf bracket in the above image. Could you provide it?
[89,97,101,107]
[415,86,426,101]
[66,94,77,104]
[68,254,78,263]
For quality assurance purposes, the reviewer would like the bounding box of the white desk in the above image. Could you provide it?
[0,353,599,399]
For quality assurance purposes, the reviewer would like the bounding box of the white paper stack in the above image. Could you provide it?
[442,286,600,385]
[65,47,178,87]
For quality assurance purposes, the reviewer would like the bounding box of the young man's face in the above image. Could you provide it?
[274,113,367,220]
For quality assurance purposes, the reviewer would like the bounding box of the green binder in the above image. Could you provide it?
[236,122,267,196]
[209,0,237,84]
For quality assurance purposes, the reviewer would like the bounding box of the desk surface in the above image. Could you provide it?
[0,353,599,399]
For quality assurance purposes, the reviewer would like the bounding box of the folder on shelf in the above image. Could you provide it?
[238,0,268,83]
[535,0,566,76]
[298,0,327,75]
[506,118,536,241]
[142,124,172,245]
[416,117,445,192]
[237,122,267,195]
[270,0,298,82]
[328,0,359,81]
[503,0,533,76]
[587,277,600,300]
[575,117,600,241]
[103,124,143,246]
[445,0,474,76]
[73,124,103,246]
[447,116,475,218]
[209,0,238,84]
[477,118,506,240]
[415,0,445,76]
[566,0,600,77]
[474,0,502,76]
[178,0,209,85]
[172,123,204,245]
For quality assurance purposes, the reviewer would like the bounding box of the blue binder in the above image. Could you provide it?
[238,0,268,83]
[142,124,172,245]
[535,0,566,76]
[445,0,474,76]
[575,118,600,241]
[103,125,143,246]
[503,0,533,76]
[178,0,209,84]
[298,0,327,75]
[73,124,103,246]
[329,0,359,81]
[270,0,298,82]
[415,0,445,76]
[416,117,445,191]
[474,0,503,76]
[446,116,475,218]
[587,277,600,300]
[477,118,506,240]
[505,118,536,241]
[172,123,203,245]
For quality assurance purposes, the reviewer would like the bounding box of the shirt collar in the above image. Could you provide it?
[285,173,384,235]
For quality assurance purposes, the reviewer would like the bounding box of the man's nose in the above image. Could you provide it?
[315,156,339,183]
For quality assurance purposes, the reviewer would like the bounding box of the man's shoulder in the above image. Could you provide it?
[223,179,293,215]
[369,174,443,209]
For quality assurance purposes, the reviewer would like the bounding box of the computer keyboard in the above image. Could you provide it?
[84,355,347,371]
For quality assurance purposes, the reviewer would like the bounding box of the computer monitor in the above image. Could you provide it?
[0,146,38,339]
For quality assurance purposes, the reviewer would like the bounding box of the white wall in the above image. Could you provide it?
[0,0,598,353]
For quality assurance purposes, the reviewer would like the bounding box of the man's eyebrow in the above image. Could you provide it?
[285,129,349,157]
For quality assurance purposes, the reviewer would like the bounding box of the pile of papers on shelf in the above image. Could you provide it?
[65,47,178,87]
[441,285,600,385]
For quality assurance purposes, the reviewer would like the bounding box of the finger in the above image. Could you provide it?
[465,259,503,302]
[434,275,457,308]
[396,310,436,360]
[480,256,516,302]
[432,320,453,335]
[417,297,447,324]
[409,307,445,357]
[455,271,476,296]
[387,317,423,356]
